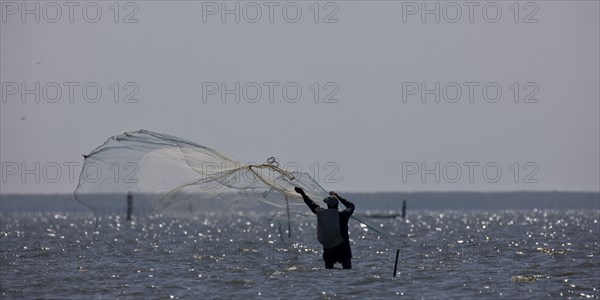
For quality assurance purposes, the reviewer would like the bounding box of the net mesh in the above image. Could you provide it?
[74,129,398,242]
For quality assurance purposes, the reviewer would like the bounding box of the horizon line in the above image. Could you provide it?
[1,190,599,196]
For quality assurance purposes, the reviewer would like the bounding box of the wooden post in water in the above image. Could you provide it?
[126,191,133,221]
[402,200,407,219]
[393,249,400,277]
[285,195,291,237]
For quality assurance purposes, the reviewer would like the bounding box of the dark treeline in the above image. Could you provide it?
[1,191,599,214]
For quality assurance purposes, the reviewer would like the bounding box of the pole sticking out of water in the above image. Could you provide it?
[126,192,133,221]
[402,200,407,219]
[285,195,291,237]
[393,249,400,277]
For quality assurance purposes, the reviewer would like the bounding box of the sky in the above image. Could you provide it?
[1,1,599,194]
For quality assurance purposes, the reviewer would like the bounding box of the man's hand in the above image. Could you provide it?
[329,191,338,197]
[294,187,305,194]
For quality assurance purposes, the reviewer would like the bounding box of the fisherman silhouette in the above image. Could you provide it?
[294,186,355,269]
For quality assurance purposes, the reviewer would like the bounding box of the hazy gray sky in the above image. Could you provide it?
[1,1,599,193]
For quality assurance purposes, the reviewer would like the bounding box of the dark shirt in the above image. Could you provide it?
[301,193,355,242]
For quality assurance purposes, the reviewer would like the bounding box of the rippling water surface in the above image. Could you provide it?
[1,209,599,299]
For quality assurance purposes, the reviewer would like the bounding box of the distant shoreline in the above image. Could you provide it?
[1,191,598,213]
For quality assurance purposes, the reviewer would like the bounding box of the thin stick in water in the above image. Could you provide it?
[393,249,400,277]
[285,195,291,237]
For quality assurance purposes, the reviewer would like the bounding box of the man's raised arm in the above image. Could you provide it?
[330,191,355,215]
[295,187,320,214]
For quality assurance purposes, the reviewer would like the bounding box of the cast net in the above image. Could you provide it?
[74,129,397,242]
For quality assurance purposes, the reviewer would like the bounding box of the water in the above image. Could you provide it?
[1,199,599,298]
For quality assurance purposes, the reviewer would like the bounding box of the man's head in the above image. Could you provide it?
[323,196,339,209]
